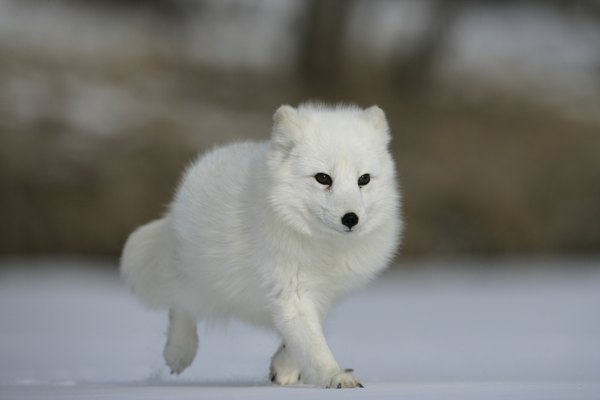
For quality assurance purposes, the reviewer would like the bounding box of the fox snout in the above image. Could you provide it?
[341,212,359,229]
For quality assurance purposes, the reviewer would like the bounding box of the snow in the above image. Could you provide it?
[1,258,599,399]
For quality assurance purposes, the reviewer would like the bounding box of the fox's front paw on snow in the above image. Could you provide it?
[269,344,302,386]
[269,369,302,386]
[326,369,364,389]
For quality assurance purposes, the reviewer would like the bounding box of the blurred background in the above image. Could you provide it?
[1,0,600,260]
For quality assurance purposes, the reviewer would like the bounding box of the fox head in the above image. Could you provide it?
[267,103,400,238]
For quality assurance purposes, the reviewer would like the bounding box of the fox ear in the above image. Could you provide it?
[272,105,302,151]
[363,105,391,145]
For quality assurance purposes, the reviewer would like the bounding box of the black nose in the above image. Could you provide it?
[341,212,359,229]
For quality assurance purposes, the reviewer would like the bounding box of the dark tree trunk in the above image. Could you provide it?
[297,0,353,84]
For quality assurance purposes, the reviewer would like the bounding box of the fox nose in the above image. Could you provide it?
[341,212,359,229]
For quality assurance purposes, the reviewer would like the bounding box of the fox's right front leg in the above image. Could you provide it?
[269,343,302,385]
[271,292,363,388]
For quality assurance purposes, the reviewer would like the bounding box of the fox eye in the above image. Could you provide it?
[358,174,370,186]
[314,173,332,186]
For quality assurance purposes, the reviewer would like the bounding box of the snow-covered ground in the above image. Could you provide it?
[1,258,599,399]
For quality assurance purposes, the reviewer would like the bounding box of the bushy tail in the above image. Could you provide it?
[120,218,174,309]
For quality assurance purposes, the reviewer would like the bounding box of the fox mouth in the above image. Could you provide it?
[319,221,355,235]
[339,224,360,234]
[314,210,360,235]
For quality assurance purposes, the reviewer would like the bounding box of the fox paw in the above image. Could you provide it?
[269,344,302,386]
[326,369,364,389]
[164,343,196,374]
[269,370,302,386]
[163,335,198,374]
[163,310,198,375]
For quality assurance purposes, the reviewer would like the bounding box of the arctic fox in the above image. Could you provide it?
[121,103,402,388]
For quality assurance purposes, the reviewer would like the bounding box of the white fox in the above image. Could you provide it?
[121,103,402,388]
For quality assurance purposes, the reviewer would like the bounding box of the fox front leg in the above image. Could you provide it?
[271,293,363,388]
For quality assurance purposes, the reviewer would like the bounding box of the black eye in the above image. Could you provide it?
[358,174,370,186]
[314,173,332,186]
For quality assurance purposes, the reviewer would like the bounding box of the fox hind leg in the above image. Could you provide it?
[163,309,198,375]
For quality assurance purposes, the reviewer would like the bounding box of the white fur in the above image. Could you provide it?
[120,103,402,388]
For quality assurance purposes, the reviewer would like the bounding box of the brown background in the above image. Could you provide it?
[1,0,599,261]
